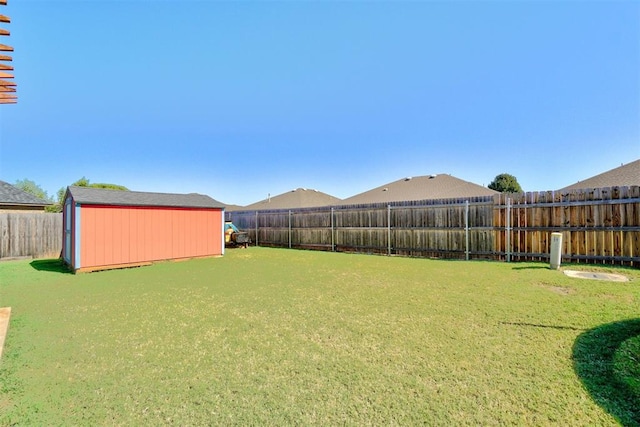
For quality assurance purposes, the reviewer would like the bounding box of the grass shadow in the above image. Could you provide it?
[29,259,72,274]
[500,321,585,331]
[572,319,640,426]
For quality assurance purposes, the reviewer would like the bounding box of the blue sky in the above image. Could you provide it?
[0,0,638,206]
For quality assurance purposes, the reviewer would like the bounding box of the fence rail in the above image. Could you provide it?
[228,186,640,267]
[0,212,63,260]
[494,186,640,265]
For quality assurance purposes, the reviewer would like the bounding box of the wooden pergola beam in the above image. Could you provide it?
[1,2,15,105]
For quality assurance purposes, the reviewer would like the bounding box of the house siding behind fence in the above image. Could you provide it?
[0,212,63,259]
[228,186,640,267]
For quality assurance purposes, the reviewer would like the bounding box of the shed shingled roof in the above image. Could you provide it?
[340,174,498,205]
[0,180,52,207]
[559,159,640,191]
[67,186,225,209]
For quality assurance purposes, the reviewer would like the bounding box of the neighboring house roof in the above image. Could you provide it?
[224,204,245,212]
[241,188,341,210]
[340,174,498,205]
[559,159,640,191]
[0,180,52,208]
[66,186,225,209]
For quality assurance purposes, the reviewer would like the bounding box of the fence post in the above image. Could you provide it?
[465,200,469,261]
[331,207,335,252]
[506,197,511,262]
[387,205,392,256]
[288,210,292,249]
[255,211,259,247]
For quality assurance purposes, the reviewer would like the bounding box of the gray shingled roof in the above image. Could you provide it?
[67,186,225,209]
[0,180,52,207]
[223,203,245,212]
[240,188,341,211]
[559,159,640,191]
[340,174,498,205]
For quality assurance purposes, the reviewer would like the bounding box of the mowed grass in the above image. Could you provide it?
[1,248,638,426]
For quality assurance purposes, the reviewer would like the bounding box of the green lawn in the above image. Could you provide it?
[1,248,638,425]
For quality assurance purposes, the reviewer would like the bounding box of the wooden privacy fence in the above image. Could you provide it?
[229,196,496,260]
[495,186,640,265]
[229,196,494,259]
[0,212,62,259]
[228,186,640,267]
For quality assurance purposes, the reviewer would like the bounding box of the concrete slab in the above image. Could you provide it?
[563,270,629,282]
[0,307,10,359]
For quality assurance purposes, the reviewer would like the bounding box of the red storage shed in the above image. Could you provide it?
[62,186,225,272]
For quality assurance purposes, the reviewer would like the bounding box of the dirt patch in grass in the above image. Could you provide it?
[538,283,576,296]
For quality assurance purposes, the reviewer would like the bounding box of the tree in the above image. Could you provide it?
[488,173,523,193]
[72,176,91,187]
[49,177,129,213]
[70,177,128,191]
[87,183,129,191]
[50,187,66,213]
[14,179,51,201]
[49,186,68,213]
[13,179,61,212]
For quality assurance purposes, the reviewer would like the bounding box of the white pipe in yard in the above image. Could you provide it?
[550,232,563,270]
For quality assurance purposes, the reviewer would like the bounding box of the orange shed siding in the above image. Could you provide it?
[79,205,222,269]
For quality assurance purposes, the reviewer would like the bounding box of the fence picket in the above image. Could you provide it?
[0,213,63,259]
[228,185,639,266]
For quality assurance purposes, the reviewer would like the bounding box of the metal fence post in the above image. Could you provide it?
[506,197,511,262]
[465,200,470,261]
[288,210,292,249]
[331,207,335,252]
[387,205,392,256]
[255,211,259,247]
